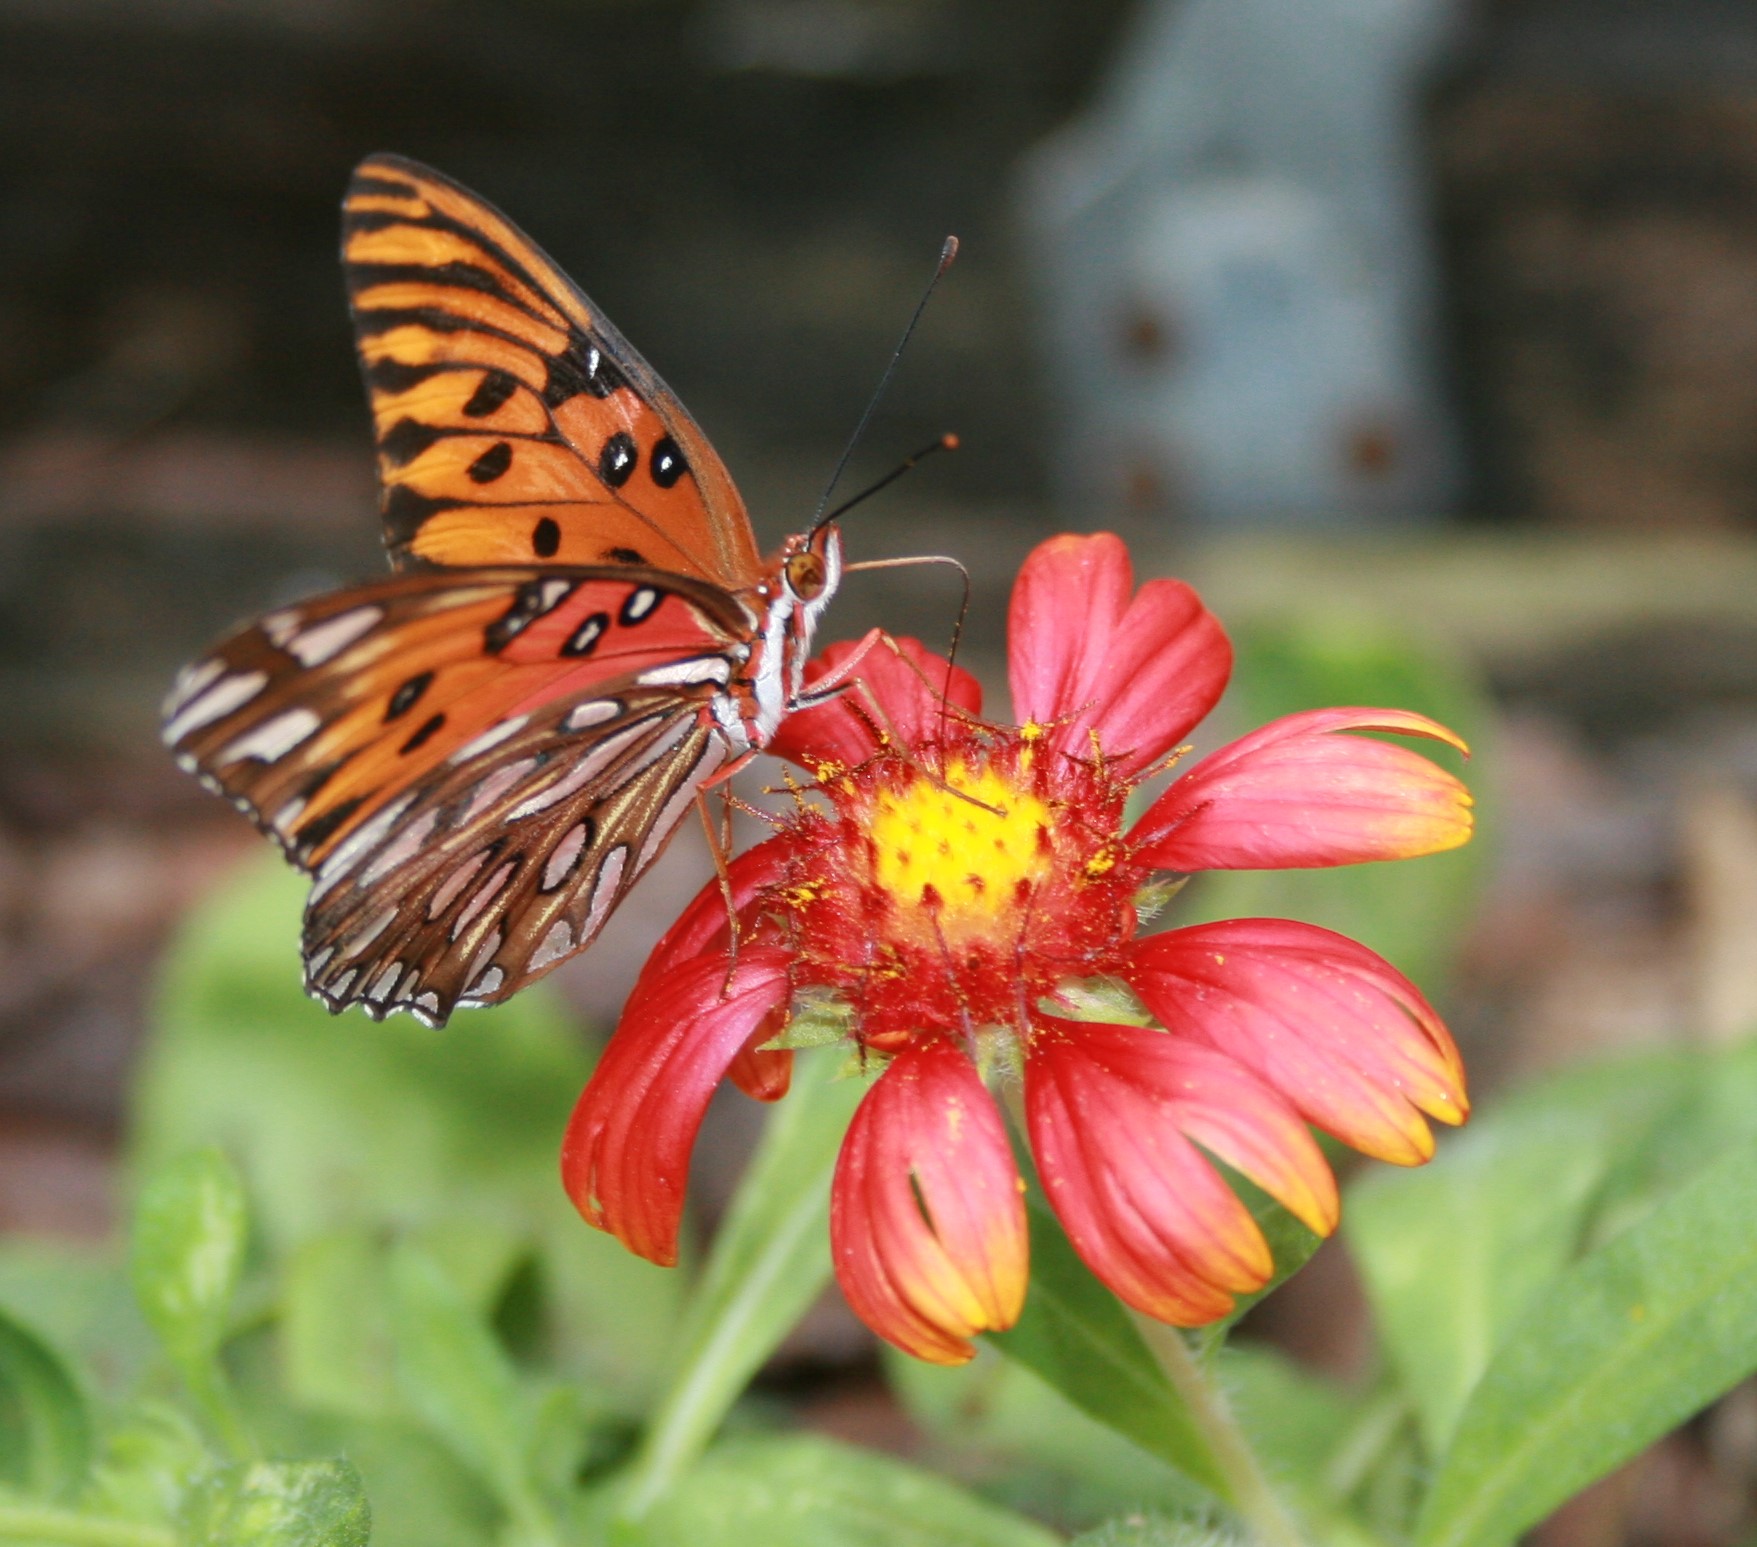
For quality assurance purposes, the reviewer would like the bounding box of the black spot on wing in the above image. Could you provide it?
[532,517,561,558]
[549,336,628,403]
[462,370,519,418]
[650,435,686,488]
[561,611,610,657]
[400,713,447,754]
[606,546,647,564]
[293,795,365,857]
[380,417,444,468]
[467,442,514,484]
[598,432,637,488]
[366,358,445,395]
[385,671,434,722]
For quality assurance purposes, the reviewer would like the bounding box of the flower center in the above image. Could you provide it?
[868,758,1052,937]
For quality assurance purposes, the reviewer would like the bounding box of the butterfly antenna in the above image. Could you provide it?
[809,235,960,536]
[822,433,959,525]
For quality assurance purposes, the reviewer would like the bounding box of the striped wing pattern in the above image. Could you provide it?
[344,152,763,586]
[164,567,750,1024]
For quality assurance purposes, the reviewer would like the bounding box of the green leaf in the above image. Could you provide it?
[629,1433,1060,1547]
[1348,1121,1607,1457]
[280,1231,394,1420]
[181,1458,370,1547]
[1414,1130,1757,1547]
[130,1147,254,1460]
[0,1305,92,1500]
[1221,1345,1354,1493]
[388,1244,553,1543]
[257,1414,498,1547]
[1179,614,1489,991]
[987,1197,1228,1498]
[0,1245,156,1404]
[138,855,683,1404]
[1349,1044,1757,1457]
[615,1049,867,1520]
[1199,1180,1324,1349]
[1069,1518,1243,1547]
[83,1403,213,1528]
[887,1344,1209,1525]
[131,1147,248,1376]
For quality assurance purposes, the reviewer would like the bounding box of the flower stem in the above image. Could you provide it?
[1129,1311,1308,1547]
[0,1504,175,1547]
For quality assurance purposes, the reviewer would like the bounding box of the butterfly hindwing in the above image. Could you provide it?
[299,694,725,1023]
[162,566,755,1022]
[343,153,762,587]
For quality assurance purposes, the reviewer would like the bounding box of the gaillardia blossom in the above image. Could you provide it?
[563,533,1473,1364]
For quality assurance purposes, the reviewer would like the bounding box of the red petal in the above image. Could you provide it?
[561,947,793,1265]
[1007,533,1231,777]
[831,1038,1027,1364]
[1131,707,1473,870]
[727,1007,794,1102]
[1025,1018,1337,1326]
[1125,920,1468,1164]
[768,635,983,770]
[632,837,791,996]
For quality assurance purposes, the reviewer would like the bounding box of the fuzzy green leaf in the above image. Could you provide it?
[616,1050,867,1520]
[181,1458,370,1547]
[130,1147,248,1379]
[987,1198,1228,1498]
[629,1433,1060,1547]
[0,1306,92,1500]
[1414,1131,1757,1547]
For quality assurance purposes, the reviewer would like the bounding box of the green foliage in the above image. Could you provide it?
[0,856,1059,1547]
[180,1459,370,1547]
[1415,1131,1757,1547]
[615,1050,868,1521]
[0,1307,91,1500]
[1068,1518,1242,1547]
[137,858,682,1406]
[987,1197,1228,1498]
[130,1148,253,1461]
[627,1434,1062,1547]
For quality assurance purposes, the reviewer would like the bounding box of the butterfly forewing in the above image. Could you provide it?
[343,154,762,587]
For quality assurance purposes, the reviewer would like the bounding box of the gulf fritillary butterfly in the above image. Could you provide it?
[163,153,850,1028]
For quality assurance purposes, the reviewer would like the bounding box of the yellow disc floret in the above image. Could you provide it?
[869,758,1053,939]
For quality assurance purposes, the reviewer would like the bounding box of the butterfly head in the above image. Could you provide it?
[742,524,843,746]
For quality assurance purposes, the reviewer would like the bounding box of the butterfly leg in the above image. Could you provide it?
[790,626,889,709]
[822,653,1006,820]
[696,789,744,996]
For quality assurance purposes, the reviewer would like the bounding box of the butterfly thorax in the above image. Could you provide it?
[726,525,844,752]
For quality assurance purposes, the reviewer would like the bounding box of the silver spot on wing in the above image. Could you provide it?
[542,822,590,892]
[530,918,574,970]
[286,606,383,666]
[451,716,529,762]
[217,707,321,765]
[163,670,269,744]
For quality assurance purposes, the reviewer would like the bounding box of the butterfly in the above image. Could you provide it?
[162,153,847,1028]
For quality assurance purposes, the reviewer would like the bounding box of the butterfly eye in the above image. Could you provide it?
[785,551,827,601]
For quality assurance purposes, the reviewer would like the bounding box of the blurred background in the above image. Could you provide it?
[4,0,1757,1539]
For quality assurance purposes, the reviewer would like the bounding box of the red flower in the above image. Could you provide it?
[563,533,1473,1363]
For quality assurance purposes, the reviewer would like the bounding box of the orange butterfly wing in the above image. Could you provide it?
[343,153,763,586]
[163,569,755,1021]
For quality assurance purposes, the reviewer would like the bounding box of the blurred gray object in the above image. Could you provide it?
[1019,0,1464,529]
